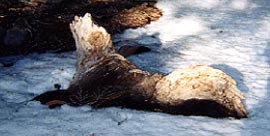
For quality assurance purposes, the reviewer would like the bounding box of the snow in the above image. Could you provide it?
[0,0,270,135]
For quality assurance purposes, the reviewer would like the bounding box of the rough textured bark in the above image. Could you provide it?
[34,13,247,119]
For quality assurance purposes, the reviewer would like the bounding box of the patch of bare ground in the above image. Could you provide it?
[0,0,162,56]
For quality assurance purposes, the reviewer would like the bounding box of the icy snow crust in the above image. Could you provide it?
[0,0,270,135]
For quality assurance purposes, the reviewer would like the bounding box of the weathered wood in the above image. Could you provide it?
[34,13,247,119]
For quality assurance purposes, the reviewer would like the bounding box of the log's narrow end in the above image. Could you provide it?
[70,13,113,54]
[70,13,115,74]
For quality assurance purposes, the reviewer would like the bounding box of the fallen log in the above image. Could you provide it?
[34,13,247,119]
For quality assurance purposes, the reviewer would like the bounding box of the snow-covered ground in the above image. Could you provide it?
[0,0,269,135]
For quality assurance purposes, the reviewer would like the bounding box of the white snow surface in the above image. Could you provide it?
[1,0,270,135]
